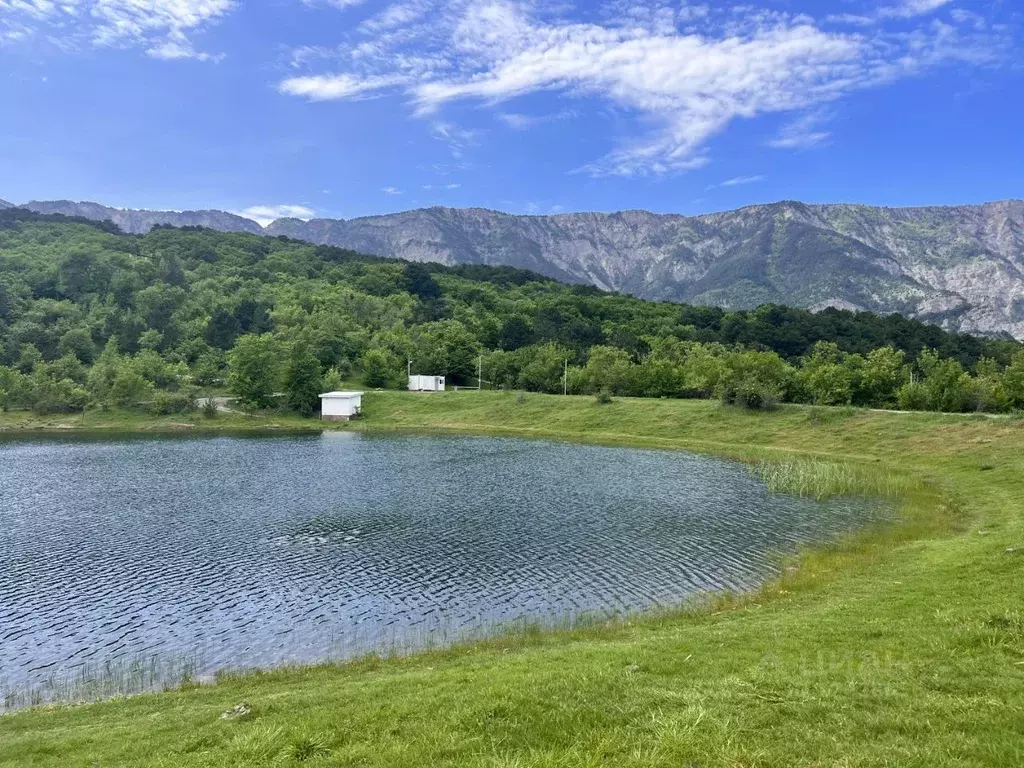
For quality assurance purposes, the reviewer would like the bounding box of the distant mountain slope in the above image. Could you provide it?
[15,197,1024,339]
[23,199,263,235]
[0,199,13,209]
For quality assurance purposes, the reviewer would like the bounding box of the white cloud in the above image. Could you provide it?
[428,120,479,157]
[236,204,316,226]
[497,109,577,130]
[709,175,766,189]
[0,0,234,59]
[831,0,954,25]
[768,110,833,150]
[303,0,366,9]
[879,0,953,19]
[279,0,1013,175]
[278,73,405,100]
[381,186,403,195]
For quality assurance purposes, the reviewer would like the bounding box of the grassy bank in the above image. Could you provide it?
[0,407,334,434]
[2,392,1023,766]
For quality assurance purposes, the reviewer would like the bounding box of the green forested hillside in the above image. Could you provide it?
[1,208,1023,416]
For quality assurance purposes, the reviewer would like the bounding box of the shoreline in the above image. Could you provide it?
[1,392,1021,766]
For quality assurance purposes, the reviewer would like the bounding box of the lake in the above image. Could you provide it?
[0,432,887,707]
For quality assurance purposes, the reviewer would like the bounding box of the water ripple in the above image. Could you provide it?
[0,433,887,706]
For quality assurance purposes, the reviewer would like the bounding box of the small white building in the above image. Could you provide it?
[408,375,446,392]
[319,391,364,421]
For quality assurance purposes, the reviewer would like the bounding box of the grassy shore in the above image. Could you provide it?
[2,392,1023,766]
[0,407,330,433]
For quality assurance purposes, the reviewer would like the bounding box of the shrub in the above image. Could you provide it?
[30,377,90,415]
[148,391,197,415]
[595,388,613,405]
[201,397,219,419]
[718,350,792,411]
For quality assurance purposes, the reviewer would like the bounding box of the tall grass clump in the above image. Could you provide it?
[753,458,917,500]
[201,396,219,419]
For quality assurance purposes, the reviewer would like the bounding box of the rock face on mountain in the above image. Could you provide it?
[0,199,13,209]
[268,201,1024,339]
[23,199,263,235]
[14,197,1024,338]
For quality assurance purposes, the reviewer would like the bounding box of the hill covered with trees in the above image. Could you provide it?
[1,208,1023,417]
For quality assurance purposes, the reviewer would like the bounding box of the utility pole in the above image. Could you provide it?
[563,359,568,396]
[478,354,483,390]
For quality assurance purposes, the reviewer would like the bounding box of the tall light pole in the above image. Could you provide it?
[563,359,568,396]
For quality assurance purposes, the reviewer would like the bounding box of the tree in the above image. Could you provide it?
[59,328,97,364]
[283,341,323,416]
[57,251,97,301]
[412,320,480,383]
[361,348,402,389]
[973,357,1010,413]
[206,307,241,350]
[1004,352,1024,409]
[856,347,907,407]
[800,342,854,406]
[228,334,282,409]
[516,343,572,393]
[680,343,728,398]
[580,346,633,394]
[916,349,976,413]
[138,329,164,352]
[109,361,152,408]
[16,343,42,374]
[86,339,123,407]
[402,262,441,302]
[719,350,793,411]
[498,315,533,351]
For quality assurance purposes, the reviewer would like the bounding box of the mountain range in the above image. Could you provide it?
[9,197,1024,339]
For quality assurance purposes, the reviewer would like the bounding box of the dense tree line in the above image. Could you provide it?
[1,210,1023,417]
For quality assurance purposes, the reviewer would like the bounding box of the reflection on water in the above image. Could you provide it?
[0,432,887,706]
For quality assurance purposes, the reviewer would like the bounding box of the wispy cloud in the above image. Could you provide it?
[236,204,316,226]
[278,0,1014,176]
[829,0,954,25]
[381,186,403,195]
[0,0,235,60]
[879,0,954,20]
[279,73,404,101]
[303,0,367,9]
[709,175,766,190]
[768,111,833,150]
[428,120,480,158]
[497,109,577,130]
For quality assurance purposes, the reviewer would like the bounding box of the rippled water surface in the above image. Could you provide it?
[1,432,887,705]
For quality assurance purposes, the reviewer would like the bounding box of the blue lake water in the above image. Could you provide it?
[0,432,888,706]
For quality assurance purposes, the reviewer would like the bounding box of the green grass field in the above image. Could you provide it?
[2,392,1023,766]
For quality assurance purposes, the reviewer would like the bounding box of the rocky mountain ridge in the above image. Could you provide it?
[11,197,1024,339]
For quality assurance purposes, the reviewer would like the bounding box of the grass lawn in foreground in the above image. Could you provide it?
[1,391,1022,767]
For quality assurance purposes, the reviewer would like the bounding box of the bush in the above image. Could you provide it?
[724,380,781,411]
[360,348,403,389]
[148,391,197,415]
[718,350,792,411]
[201,397,219,419]
[595,388,613,405]
[30,377,90,415]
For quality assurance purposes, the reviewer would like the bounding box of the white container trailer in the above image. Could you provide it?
[319,391,364,421]
[408,375,446,392]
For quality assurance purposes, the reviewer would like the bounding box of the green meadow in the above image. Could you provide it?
[1,391,1022,767]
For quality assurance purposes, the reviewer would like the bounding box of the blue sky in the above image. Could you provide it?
[1,0,1021,223]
